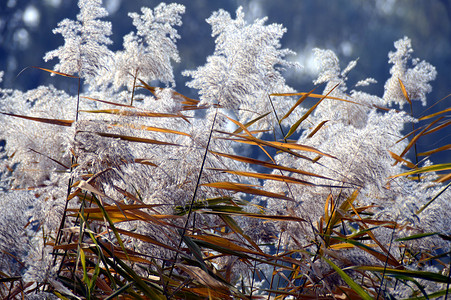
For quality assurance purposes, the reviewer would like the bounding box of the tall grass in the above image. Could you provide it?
[0,2,450,299]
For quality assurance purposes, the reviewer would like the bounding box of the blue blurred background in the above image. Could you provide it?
[1,0,450,164]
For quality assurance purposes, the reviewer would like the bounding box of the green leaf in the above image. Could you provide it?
[104,282,135,300]
[417,182,451,214]
[80,248,88,283]
[391,275,429,299]
[391,163,451,178]
[321,256,373,300]
[97,242,165,299]
[88,257,101,293]
[396,232,439,241]
[402,288,451,300]
[355,266,450,283]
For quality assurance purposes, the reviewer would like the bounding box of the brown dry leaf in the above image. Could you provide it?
[422,120,451,136]
[198,210,306,223]
[437,173,451,183]
[80,108,189,119]
[188,234,267,257]
[176,265,230,291]
[233,112,271,134]
[73,210,181,223]
[0,112,74,127]
[134,158,158,167]
[77,180,107,198]
[210,150,330,180]
[30,66,79,78]
[110,123,190,136]
[285,83,340,139]
[307,120,329,138]
[81,96,134,108]
[209,168,314,185]
[66,203,161,213]
[266,141,336,159]
[95,132,180,146]
[202,181,293,201]
[348,203,401,267]
[138,79,202,110]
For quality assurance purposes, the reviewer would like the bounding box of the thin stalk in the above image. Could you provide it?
[76,77,80,121]
[53,77,81,271]
[130,68,138,106]
[376,224,397,300]
[410,102,421,181]
[250,259,258,298]
[267,230,283,300]
[164,107,219,297]
[445,251,450,300]
[266,95,298,208]
[267,94,286,142]
[393,246,408,290]
[191,212,197,234]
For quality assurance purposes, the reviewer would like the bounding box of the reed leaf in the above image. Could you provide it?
[81,96,134,108]
[202,181,293,201]
[233,112,271,134]
[285,83,340,139]
[307,120,329,138]
[419,107,451,120]
[278,86,318,124]
[94,132,181,146]
[30,66,79,78]
[210,150,332,179]
[398,78,412,105]
[79,108,189,119]
[321,256,373,300]
[395,117,444,162]
[110,123,190,136]
[390,163,451,178]
[0,111,74,126]
[354,266,450,283]
[418,144,451,156]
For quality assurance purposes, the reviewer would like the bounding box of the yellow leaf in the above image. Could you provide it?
[307,120,329,138]
[278,86,318,124]
[31,66,79,78]
[389,151,417,169]
[419,107,451,120]
[418,144,451,156]
[398,78,412,105]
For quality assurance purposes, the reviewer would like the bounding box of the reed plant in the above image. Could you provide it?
[0,1,449,299]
